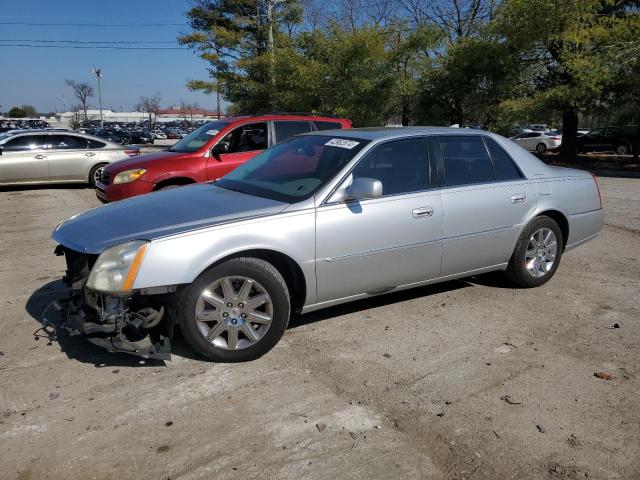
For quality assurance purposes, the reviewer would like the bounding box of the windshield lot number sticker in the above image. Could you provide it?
[206,129,220,136]
[325,139,359,149]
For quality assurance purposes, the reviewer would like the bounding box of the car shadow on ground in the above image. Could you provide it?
[291,279,475,329]
[25,280,164,368]
[24,273,515,365]
[0,184,91,193]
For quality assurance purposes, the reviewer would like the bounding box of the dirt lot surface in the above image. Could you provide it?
[0,177,638,480]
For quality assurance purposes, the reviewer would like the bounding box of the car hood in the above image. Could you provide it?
[53,184,288,254]
[104,150,188,173]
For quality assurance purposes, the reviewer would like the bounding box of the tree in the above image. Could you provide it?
[492,0,640,158]
[179,0,303,111]
[69,104,83,130]
[7,107,27,118]
[136,93,162,128]
[65,79,94,122]
[20,105,37,117]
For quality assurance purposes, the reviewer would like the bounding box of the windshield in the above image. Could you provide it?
[215,135,369,203]
[168,121,230,153]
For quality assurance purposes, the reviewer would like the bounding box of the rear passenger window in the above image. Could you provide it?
[352,138,429,196]
[87,139,106,149]
[274,121,312,143]
[50,135,86,150]
[438,136,495,187]
[484,137,523,181]
[314,121,343,131]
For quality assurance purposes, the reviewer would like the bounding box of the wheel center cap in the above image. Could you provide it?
[231,307,241,317]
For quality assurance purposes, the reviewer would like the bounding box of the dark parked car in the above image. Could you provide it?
[129,130,154,145]
[576,126,639,155]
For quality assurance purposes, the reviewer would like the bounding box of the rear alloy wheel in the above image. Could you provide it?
[89,163,107,188]
[504,216,564,288]
[178,257,290,362]
[536,143,547,154]
[615,144,630,155]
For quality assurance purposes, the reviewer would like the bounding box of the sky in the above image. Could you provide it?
[0,0,219,114]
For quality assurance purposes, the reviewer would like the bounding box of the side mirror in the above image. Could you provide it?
[346,177,383,201]
[211,143,228,159]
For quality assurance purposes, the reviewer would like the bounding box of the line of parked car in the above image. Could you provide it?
[509,123,640,156]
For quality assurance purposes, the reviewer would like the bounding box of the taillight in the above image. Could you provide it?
[591,173,602,208]
[551,136,561,140]
[125,149,140,157]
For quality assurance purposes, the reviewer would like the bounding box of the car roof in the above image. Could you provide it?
[226,113,348,123]
[0,129,123,147]
[304,126,496,141]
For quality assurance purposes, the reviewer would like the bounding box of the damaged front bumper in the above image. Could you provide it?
[47,245,173,360]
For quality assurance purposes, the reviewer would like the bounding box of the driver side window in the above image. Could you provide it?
[217,122,268,154]
[351,137,429,197]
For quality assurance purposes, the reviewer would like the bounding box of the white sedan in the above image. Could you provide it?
[510,131,562,154]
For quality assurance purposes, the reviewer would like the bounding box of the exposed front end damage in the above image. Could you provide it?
[47,245,173,360]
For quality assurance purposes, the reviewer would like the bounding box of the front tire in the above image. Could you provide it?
[504,216,564,288]
[89,163,107,188]
[178,257,291,362]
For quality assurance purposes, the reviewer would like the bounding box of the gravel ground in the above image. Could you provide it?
[0,177,638,480]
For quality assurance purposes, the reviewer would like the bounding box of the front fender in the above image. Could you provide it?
[133,209,317,306]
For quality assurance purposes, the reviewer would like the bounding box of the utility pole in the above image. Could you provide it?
[91,67,104,129]
[266,0,285,107]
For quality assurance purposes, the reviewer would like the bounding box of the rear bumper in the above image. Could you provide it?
[95,179,155,202]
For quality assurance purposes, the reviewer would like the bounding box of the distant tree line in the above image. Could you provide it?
[179,0,640,158]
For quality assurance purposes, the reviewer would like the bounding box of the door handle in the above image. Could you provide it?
[510,194,527,204]
[412,207,434,218]
[34,154,46,160]
[85,152,96,157]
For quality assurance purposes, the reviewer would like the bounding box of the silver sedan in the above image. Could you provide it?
[51,127,604,362]
[0,130,139,187]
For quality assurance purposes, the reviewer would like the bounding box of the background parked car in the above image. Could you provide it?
[576,125,639,155]
[0,130,139,186]
[510,131,562,153]
[96,113,352,202]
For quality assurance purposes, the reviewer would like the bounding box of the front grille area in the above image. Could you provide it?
[54,245,98,289]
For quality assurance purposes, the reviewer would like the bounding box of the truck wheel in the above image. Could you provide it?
[504,216,564,288]
[178,257,291,362]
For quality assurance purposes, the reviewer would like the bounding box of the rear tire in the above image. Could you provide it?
[178,257,291,362]
[89,163,107,188]
[536,143,547,154]
[615,143,630,155]
[504,216,564,288]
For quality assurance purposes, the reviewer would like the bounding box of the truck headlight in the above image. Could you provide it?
[86,240,149,293]
[113,168,146,184]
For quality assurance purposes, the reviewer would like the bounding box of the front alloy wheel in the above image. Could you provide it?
[195,276,273,350]
[179,257,291,362]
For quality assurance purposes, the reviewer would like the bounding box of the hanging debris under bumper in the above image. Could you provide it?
[47,245,173,360]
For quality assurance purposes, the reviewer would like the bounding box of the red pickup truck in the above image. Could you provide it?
[95,113,351,202]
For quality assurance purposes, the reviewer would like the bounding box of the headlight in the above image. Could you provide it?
[86,240,149,293]
[113,168,147,184]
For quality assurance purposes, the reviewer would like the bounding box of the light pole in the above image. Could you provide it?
[91,67,104,129]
